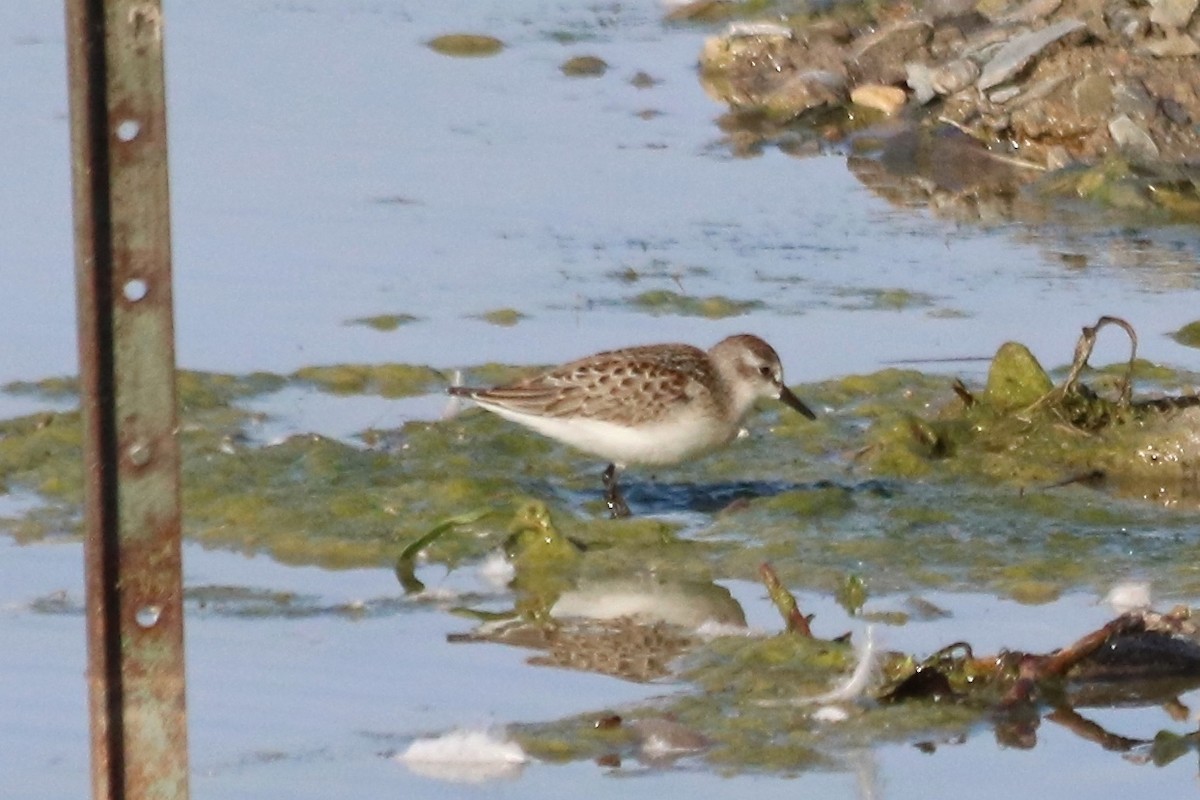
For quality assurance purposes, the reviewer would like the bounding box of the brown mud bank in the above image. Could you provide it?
[688,0,1200,220]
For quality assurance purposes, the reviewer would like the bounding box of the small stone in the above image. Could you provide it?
[989,85,1022,103]
[850,84,908,115]
[906,58,980,104]
[1149,0,1199,30]
[1106,7,1148,39]
[852,20,933,84]
[812,706,850,722]
[1143,32,1200,56]
[1161,97,1192,124]
[1045,145,1073,170]
[1008,74,1066,108]
[723,20,793,39]
[561,55,608,77]
[977,19,1086,90]
[1113,80,1157,119]
[930,58,980,95]
[1108,114,1161,162]
[995,0,1063,24]
[905,63,938,104]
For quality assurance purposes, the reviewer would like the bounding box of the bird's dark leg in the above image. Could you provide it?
[602,463,631,519]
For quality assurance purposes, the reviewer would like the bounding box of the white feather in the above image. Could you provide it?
[474,399,736,466]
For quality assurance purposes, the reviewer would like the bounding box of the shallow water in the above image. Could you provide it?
[5,0,1200,796]
[6,537,1199,798]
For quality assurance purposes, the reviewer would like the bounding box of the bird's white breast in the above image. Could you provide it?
[477,401,736,466]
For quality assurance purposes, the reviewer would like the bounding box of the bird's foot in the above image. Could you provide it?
[602,464,632,519]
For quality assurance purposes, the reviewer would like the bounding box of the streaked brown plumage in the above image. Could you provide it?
[449,334,815,517]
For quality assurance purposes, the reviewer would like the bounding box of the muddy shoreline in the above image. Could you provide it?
[686,0,1200,220]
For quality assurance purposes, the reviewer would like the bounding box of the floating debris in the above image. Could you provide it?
[560,55,608,77]
[426,33,505,58]
[1104,582,1153,615]
[398,729,528,784]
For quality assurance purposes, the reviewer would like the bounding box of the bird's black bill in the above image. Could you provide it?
[778,384,817,420]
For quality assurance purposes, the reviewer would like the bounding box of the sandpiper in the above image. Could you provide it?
[448,334,816,517]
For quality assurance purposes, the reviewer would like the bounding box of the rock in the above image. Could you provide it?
[1160,98,1192,124]
[723,21,794,39]
[906,58,979,104]
[852,20,933,84]
[1149,0,1199,29]
[696,0,1200,201]
[1009,74,1067,107]
[1113,80,1157,119]
[905,63,938,104]
[1109,114,1161,161]
[762,70,847,120]
[1143,32,1200,56]
[962,26,1016,59]
[699,28,791,74]
[995,0,1064,24]
[1107,6,1149,39]
[977,19,1088,90]
[851,84,909,114]
[924,0,985,21]
[1045,145,1074,169]
[933,58,982,95]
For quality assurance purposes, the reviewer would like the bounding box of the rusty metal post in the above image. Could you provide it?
[65,0,190,798]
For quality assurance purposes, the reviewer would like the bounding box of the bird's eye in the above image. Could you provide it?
[758,365,773,378]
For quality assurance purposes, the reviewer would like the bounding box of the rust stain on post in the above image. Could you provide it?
[65,0,190,798]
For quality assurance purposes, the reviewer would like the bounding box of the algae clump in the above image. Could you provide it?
[346,313,420,331]
[427,33,505,57]
[292,363,445,397]
[983,342,1053,411]
[1171,320,1200,349]
[629,289,763,318]
[475,308,527,327]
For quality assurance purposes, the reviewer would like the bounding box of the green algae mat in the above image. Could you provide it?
[3,317,1199,592]
[4,317,1200,772]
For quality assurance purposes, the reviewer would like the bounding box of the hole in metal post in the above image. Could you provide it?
[136,605,161,628]
[128,440,152,467]
[115,119,141,142]
[123,278,148,302]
